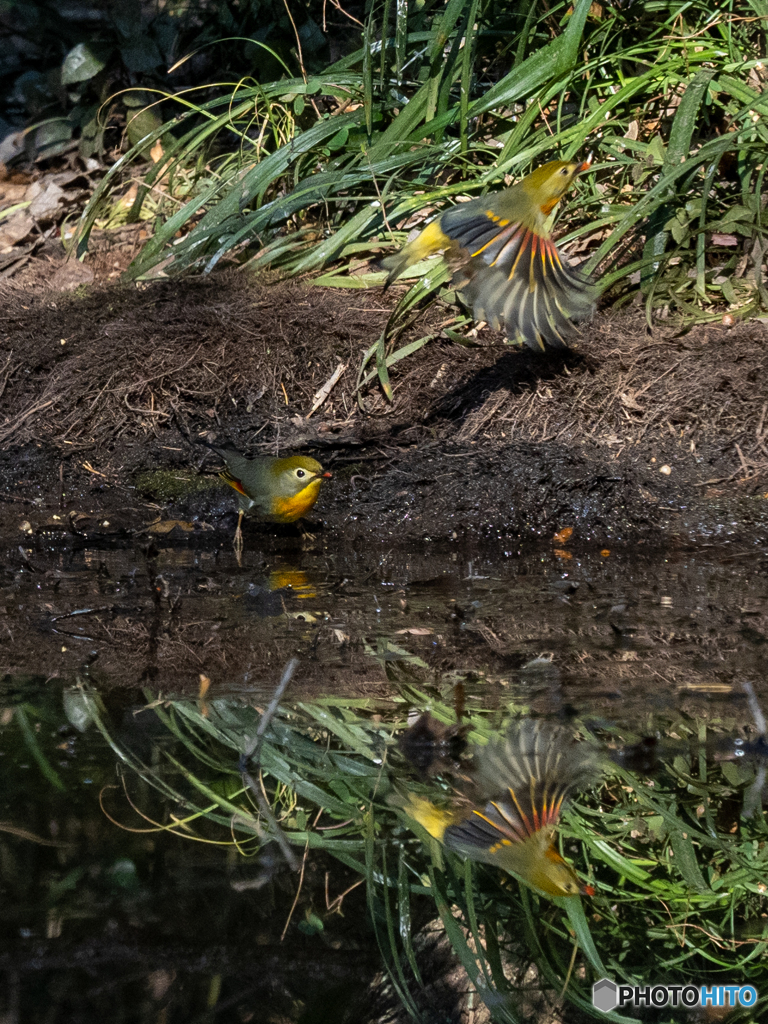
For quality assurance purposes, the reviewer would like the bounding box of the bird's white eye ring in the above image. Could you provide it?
[296,468,306,479]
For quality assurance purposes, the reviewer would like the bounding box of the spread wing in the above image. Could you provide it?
[443,720,595,857]
[440,205,595,352]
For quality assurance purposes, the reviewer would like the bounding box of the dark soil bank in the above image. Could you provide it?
[1,271,768,547]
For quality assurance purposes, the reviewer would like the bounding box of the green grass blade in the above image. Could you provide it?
[459,0,479,154]
[428,862,486,998]
[668,830,711,894]
[363,13,374,138]
[398,845,424,985]
[15,706,66,792]
[395,0,408,80]
[375,328,393,401]
[641,68,715,286]
[561,895,605,975]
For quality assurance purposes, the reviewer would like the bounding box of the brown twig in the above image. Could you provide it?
[240,658,300,871]
[281,0,307,83]
[0,396,59,444]
[281,838,310,940]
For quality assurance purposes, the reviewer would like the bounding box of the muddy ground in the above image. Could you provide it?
[1,259,768,549]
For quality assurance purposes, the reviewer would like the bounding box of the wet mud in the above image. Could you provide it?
[2,270,768,693]
[2,269,767,1024]
[4,538,768,714]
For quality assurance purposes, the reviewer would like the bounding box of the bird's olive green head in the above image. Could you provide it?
[522,157,591,214]
[269,456,328,498]
[492,830,594,898]
[527,846,594,898]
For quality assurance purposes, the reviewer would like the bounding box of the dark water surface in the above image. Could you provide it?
[2,536,767,1022]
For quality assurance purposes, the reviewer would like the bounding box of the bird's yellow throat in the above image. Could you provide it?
[271,477,325,523]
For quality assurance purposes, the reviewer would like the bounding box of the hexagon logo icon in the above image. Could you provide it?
[593,978,619,1013]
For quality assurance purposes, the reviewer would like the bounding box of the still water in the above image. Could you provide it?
[1,536,767,1022]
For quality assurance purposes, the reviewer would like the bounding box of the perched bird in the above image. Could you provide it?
[199,440,331,549]
[382,158,595,352]
[398,719,597,898]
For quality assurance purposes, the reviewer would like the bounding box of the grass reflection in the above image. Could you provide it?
[80,675,768,1022]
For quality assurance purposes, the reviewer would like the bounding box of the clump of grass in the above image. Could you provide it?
[74,1,767,332]
[80,672,768,1022]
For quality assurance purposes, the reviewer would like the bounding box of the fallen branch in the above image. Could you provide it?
[308,362,346,417]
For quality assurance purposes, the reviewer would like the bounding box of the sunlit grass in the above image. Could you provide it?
[73,0,768,380]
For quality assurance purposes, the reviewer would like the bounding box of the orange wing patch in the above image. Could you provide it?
[540,196,562,216]
[220,470,249,498]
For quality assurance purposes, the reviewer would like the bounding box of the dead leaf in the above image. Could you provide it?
[27,181,66,220]
[0,183,28,204]
[146,519,195,534]
[553,526,573,545]
[711,233,739,247]
[0,212,35,248]
[50,260,94,292]
[620,391,644,412]
[285,610,319,622]
[679,683,733,693]
[638,486,658,502]
[395,627,434,635]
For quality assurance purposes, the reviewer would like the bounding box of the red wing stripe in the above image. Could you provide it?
[529,778,541,831]
[544,238,562,269]
[504,785,535,836]
[529,234,539,292]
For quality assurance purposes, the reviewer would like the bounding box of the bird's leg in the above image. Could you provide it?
[298,520,318,548]
[233,509,244,558]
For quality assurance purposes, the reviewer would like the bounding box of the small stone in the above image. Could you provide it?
[659,465,672,475]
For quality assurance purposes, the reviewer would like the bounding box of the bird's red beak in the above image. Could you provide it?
[578,152,594,173]
[581,882,596,896]
[322,471,333,479]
